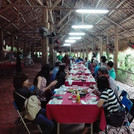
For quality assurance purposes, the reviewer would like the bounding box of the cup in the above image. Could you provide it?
[72,91,77,103]
[90,97,97,102]
[85,94,90,104]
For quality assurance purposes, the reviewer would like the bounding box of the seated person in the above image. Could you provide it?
[92,60,99,78]
[51,61,61,81]
[107,61,116,80]
[33,64,57,107]
[100,56,107,66]
[98,66,118,97]
[76,57,81,63]
[55,64,69,88]
[97,76,123,127]
[13,72,54,134]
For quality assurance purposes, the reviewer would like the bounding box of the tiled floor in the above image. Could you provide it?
[0,63,134,134]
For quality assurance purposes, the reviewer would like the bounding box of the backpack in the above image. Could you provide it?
[24,95,41,121]
[15,91,41,121]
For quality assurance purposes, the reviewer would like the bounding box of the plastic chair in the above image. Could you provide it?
[13,101,43,134]
[117,92,133,134]
[121,96,133,113]
[105,90,133,134]
[13,101,31,134]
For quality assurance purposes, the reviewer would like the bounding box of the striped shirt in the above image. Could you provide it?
[100,88,120,113]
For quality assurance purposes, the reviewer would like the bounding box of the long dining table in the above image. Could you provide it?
[47,63,106,134]
[46,87,106,134]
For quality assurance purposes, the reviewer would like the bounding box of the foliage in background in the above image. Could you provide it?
[117,53,134,86]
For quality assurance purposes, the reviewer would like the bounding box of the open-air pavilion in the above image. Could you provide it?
[0,0,134,134]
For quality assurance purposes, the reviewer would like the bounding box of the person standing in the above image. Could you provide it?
[57,51,63,61]
[107,61,116,80]
[16,52,22,73]
[61,52,70,69]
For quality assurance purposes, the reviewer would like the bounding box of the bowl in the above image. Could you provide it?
[90,97,97,102]
[81,79,86,82]
[79,92,87,98]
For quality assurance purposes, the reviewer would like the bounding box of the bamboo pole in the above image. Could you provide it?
[99,36,103,57]
[42,8,49,65]
[11,35,14,51]
[106,34,109,60]
[114,26,119,74]
[0,29,3,58]
[49,23,54,65]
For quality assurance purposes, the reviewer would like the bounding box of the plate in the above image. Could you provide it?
[67,89,74,92]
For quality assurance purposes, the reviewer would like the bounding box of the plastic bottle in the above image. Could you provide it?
[76,91,80,103]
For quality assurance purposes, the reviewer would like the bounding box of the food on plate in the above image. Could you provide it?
[67,89,74,92]
[81,89,88,93]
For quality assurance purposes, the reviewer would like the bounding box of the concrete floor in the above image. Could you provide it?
[0,63,134,134]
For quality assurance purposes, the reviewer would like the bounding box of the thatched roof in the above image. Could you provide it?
[0,0,134,52]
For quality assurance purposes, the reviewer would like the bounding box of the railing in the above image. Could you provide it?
[117,68,134,87]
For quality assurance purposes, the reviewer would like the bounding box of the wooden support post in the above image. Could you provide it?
[106,34,109,60]
[31,44,34,58]
[114,26,119,74]
[35,44,37,57]
[86,45,88,59]
[99,36,103,57]
[17,36,20,51]
[80,49,82,58]
[53,50,57,64]
[42,8,49,65]
[11,35,14,51]
[70,45,71,56]
[0,29,3,58]
[73,49,75,57]
[49,23,54,65]
[83,47,84,59]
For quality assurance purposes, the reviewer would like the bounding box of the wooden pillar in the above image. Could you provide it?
[0,29,4,58]
[11,35,14,51]
[35,44,37,56]
[114,26,119,74]
[83,47,84,59]
[106,34,109,61]
[31,44,34,58]
[70,45,71,56]
[80,49,82,58]
[86,45,88,59]
[49,23,54,65]
[17,36,20,51]
[99,36,103,57]
[53,50,57,64]
[42,8,49,65]
[73,49,75,57]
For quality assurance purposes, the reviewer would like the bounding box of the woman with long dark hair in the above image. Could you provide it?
[33,64,57,107]
[55,64,69,88]
[13,72,54,134]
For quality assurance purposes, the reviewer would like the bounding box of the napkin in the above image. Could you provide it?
[68,79,73,86]
[81,100,87,105]
[89,100,98,104]
[49,98,63,104]
[54,88,66,95]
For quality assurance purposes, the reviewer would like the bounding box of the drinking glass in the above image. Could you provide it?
[85,94,90,104]
[72,91,77,103]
